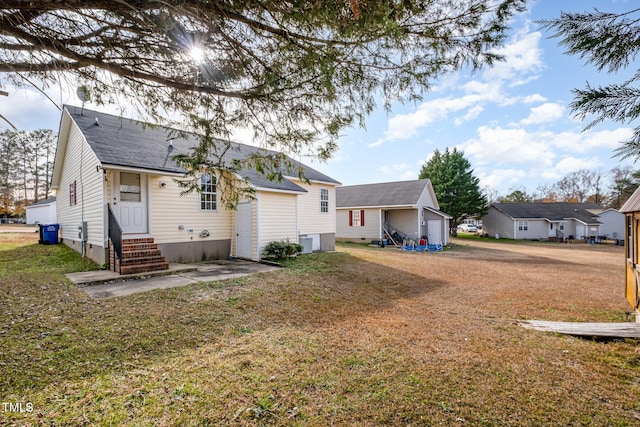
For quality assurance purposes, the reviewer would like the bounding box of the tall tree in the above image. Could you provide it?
[609,166,640,209]
[28,129,57,200]
[0,130,19,219]
[540,8,640,160]
[419,148,487,233]
[0,1,526,205]
[500,189,532,203]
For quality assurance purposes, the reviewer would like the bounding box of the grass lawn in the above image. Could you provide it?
[1,234,639,425]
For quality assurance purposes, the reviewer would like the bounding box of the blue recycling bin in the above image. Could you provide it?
[39,223,59,245]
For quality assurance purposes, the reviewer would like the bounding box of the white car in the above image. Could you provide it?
[457,224,477,232]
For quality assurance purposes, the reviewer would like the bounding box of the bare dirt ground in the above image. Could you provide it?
[342,238,628,324]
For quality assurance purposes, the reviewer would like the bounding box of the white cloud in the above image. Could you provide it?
[483,29,543,84]
[478,168,527,190]
[461,125,555,168]
[520,103,564,125]
[521,94,547,104]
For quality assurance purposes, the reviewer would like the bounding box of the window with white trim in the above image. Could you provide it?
[349,210,364,227]
[517,220,528,231]
[200,174,217,210]
[69,180,77,206]
[320,188,329,213]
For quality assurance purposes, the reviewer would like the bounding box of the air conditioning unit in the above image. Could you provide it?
[299,237,313,254]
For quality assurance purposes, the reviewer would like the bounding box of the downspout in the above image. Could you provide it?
[379,209,383,240]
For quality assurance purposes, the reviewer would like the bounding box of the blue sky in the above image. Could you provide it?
[0,0,637,197]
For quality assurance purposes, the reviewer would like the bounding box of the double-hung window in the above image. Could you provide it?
[349,210,365,227]
[320,188,329,213]
[517,220,528,231]
[200,174,217,211]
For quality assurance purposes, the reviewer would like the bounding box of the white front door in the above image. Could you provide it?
[114,171,148,234]
[236,202,253,259]
[427,220,442,245]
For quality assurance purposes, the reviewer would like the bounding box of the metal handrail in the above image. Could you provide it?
[107,204,123,273]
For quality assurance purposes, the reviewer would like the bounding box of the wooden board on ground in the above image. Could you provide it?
[520,320,640,338]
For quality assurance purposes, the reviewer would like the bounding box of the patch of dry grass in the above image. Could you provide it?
[1,235,639,425]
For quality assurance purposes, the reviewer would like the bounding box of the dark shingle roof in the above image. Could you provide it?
[491,202,602,224]
[336,180,431,208]
[64,105,339,192]
[28,196,56,207]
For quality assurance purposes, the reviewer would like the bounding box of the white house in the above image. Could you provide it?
[586,208,624,241]
[335,179,451,246]
[51,106,339,274]
[25,196,57,225]
[482,203,602,241]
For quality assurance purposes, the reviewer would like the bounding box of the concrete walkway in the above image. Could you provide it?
[67,259,280,299]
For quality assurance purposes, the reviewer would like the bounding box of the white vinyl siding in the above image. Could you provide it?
[56,122,104,246]
[259,192,298,256]
[336,208,381,241]
[293,179,336,235]
[148,175,233,244]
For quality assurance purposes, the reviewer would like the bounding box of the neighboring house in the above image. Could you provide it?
[586,208,624,241]
[51,105,339,273]
[335,179,451,246]
[482,202,602,241]
[620,189,640,318]
[25,196,57,225]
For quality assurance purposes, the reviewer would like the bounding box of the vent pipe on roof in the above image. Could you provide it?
[94,117,99,126]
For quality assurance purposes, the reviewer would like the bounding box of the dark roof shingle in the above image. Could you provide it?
[336,180,431,207]
[491,202,602,224]
[65,105,339,192]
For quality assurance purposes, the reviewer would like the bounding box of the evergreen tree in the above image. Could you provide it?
[419,148,487,233]
[0,1,526,206]
[540,8,640,160]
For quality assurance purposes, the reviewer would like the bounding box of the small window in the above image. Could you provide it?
[518,220,528,231]
[349,210,365,227]
[559,224,564,231]
[200,174,217,210]
[120,172,141,202]
[320,188,329,213]
[69,180,77,206]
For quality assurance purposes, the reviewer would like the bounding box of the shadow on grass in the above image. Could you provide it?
[0,246,446,397]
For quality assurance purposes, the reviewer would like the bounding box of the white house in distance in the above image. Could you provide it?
[335,179,451,246]
[586,207,625,241]
[482,202,603,241]
[51,105,339,274]
[25,196,57,225]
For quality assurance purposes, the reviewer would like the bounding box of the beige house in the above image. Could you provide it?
[51,106,339,273]
[335,180,451,246]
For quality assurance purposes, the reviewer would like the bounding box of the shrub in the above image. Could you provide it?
[262,239,303,260]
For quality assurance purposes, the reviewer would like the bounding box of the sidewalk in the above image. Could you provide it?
[67,259,280,299]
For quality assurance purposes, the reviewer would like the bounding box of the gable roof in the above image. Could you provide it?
[491,202,602,224]
[27,196,56,208]
[57,105,339,193]
[620,187,640,213]
[336,179,435,208]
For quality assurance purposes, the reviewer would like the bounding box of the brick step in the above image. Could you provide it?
[121,248,163,259]
[120,262,169,275]
[122,242,158,251]
[122,238,155,244]
[120,255,168,266]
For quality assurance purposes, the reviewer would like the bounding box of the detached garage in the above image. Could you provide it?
[25,196,57,225]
